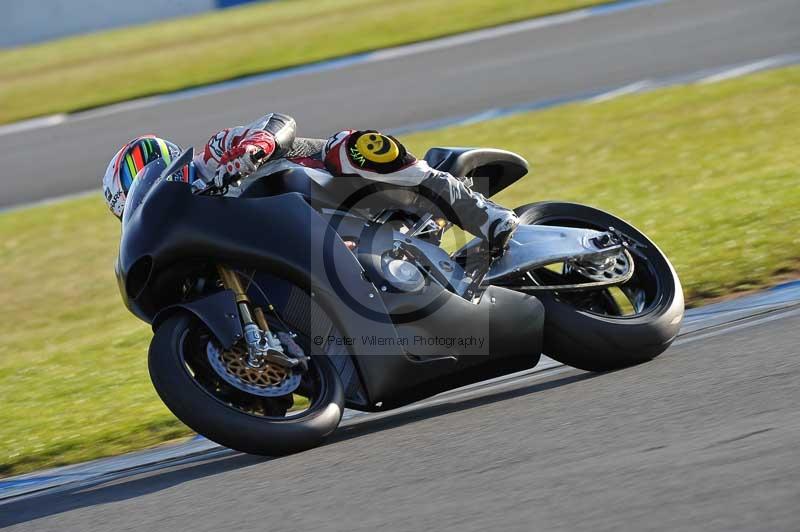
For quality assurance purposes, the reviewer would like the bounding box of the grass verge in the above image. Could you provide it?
[0,0,608,125]
[1,66,799,477]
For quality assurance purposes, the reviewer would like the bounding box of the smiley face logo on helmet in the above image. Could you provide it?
[355,133,400,164]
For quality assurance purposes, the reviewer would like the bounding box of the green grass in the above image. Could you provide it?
[0,0,608,125]
[403,68,800,299]
[1,66,799,477]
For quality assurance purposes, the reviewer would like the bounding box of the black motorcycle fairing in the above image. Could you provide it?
[118,175,398,316]
[240,166,428,219]
[117,176,416,401]
[390,284,543,360]
[362,284,544,409]
[249,275,545,408]
[121,159,170,226]
[117,163,546,408]
[238,167,345,208]
[423,147,529,198]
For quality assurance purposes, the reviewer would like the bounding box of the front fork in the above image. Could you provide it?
[216,265,305,370]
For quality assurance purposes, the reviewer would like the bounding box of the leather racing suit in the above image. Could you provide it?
[194,113,519,249]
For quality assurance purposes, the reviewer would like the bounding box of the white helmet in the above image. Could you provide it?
[102,135,185,219]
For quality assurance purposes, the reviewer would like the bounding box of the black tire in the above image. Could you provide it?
[514,201,684,371]
[148,313,344,455]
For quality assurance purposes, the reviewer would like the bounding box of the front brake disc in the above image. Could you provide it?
[206,342,302,397]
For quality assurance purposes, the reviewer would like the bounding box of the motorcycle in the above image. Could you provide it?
[116,144,684,455]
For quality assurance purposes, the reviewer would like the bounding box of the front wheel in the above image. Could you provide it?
[149,313,344,455]
[513,202,684,371]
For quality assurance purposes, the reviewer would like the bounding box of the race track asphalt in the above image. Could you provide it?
[1,0,799,207]
[2,1,799,530]
[1,308,799,531]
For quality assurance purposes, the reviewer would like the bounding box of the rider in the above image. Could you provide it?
[102,113,519,254]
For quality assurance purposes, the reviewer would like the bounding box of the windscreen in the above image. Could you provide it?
[122,159,168,227]
[121,148,196,227]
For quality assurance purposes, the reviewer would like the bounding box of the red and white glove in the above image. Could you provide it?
[215,130,276,187]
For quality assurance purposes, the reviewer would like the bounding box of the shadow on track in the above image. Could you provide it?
[0,369,597,527]
[332,370,598,442]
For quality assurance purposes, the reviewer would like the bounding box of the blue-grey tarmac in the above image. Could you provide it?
[1,283,799,531]
[1,0,799,529]
[0,0,798,207]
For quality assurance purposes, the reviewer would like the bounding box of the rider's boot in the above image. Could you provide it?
[485,211,520,257]
[418,170,520,257]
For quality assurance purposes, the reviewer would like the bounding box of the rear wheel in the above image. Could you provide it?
[512,201,684,371]
[149,312,344,455]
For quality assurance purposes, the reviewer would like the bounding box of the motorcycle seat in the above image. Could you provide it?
[423,147,529,198]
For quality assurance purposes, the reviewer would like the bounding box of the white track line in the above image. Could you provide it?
[0,50,800,214]
[366,11,589,63]
[5,51,798,216]
[698,56,789,84]
[674,307,800,346]
[588,80,654,102]
[0,0,669,139]
[0,114,67,135]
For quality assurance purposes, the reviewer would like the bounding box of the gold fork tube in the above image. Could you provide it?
[253,307,272,334]
[216,265,249,304]
[217,265,273,333]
